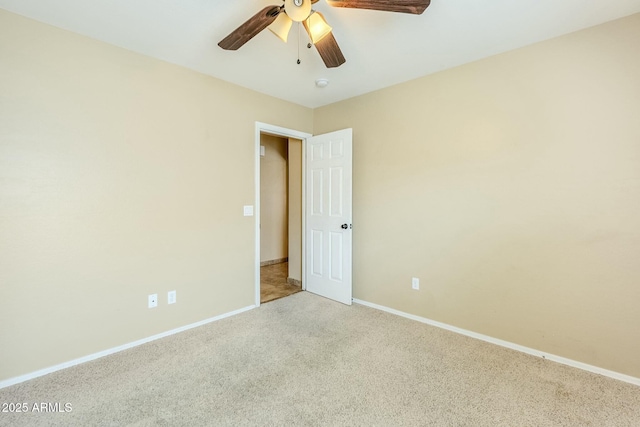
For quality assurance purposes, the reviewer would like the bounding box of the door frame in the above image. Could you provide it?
[254,122,312,307]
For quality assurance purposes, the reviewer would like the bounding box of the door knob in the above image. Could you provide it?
[341,224,348,229]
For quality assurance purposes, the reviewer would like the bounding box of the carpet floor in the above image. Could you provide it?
[0,292,638,426]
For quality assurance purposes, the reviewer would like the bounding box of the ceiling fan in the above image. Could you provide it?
[218,0,431,68]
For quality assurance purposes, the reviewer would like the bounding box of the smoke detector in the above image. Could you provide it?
[315,78,329,88]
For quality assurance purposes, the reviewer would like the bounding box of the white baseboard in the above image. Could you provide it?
[352,298,640,387]
[0,304,256,389]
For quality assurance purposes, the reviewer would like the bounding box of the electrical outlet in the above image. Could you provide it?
[412,277,420,290]
[168,290,176,305]
[148,294,158,308]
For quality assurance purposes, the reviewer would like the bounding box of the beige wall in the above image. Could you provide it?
[287,138,303,282]
[0,10,312,382]
[314,14,640,378]
[260,134,288,263]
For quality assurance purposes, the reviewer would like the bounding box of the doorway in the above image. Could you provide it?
[254,123,312,307]
[254,123,353,307]
[259,133,302,303]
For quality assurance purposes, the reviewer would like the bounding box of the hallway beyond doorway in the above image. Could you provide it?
[260,262,302,304]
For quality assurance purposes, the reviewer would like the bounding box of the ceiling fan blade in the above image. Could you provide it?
[218,6,282,50]
[314,32,346,68]
[326,0,430,15]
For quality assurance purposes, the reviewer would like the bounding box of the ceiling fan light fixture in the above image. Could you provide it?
[284,0,312,22]
[268,12,293,42]
[305,11,332,44]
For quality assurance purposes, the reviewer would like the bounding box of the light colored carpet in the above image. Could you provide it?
[1,291,639,426]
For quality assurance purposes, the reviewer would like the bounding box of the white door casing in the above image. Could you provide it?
[305,129,353,305]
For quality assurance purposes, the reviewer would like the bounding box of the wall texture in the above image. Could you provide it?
[260,134,288,263]
[314,14,640,378]
[0,10,312,382]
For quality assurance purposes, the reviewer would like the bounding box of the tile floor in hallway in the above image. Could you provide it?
[260,262,302,304]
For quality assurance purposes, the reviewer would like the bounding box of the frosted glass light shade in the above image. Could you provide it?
[268,13,293,42]
[284,0,311,22]
[305,11,332,44]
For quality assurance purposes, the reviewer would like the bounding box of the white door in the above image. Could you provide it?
[305,129,352,305]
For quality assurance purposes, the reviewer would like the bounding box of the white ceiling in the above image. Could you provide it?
[2,0,639,108]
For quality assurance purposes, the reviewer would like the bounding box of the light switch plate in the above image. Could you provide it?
[168,290,176,305]
[243,205,254,216]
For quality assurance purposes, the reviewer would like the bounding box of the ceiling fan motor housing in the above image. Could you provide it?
[285,0,312,21]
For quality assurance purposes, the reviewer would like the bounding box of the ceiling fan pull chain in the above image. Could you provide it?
[296,23,301,65]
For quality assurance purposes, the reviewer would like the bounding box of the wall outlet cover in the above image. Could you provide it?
[148,294,158,308]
